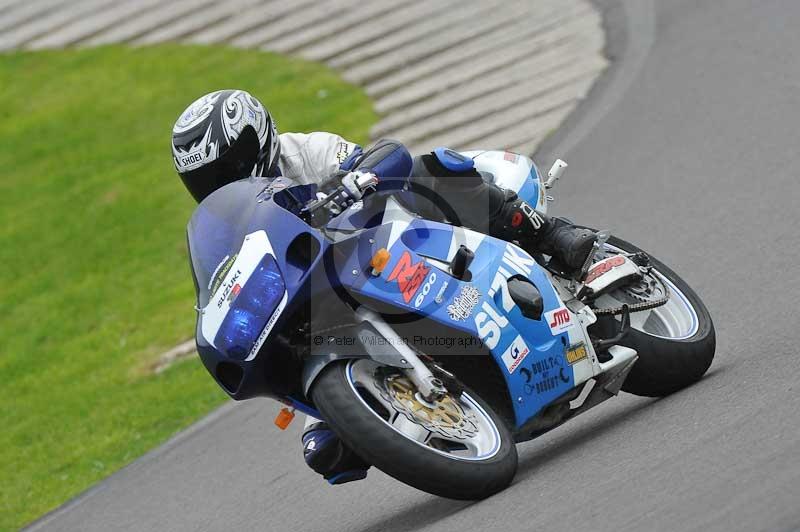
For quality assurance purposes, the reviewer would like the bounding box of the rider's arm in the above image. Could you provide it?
[286,131,412,186]
[278,132,360,184]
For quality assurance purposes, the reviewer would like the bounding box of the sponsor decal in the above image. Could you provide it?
[209,254,237,295]
[501,335,530,374]
[474,301,508,350]
[545,306,573,334]
[488,244,536,313]
[508,205,542,230]
[530,353,564,375]
[504,152,519,163]
[565,342,588,365]
[387,251,431,304]
[216,270,242,308]
[414,272,437,308]
[520,201,544,230]
[335,142,352,164]
[208,255,231,291]
[173,103,221,172]
[227,283,242,303]
[533,375,561,394]
[250,320,272,359]
[179,151,204,169]
[247,293,287,360]
[447,285,480,320]
[173,127,218,172]
[471,244,538,351]
[521,353,570,395]
[584,255,627,284]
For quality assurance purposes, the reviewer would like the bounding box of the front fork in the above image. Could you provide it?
[355,306,448,402]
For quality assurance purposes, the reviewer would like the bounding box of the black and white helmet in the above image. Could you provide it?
[171,89,280,202]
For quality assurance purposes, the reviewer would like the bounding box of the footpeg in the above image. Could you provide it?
[592,304,631,351]
[578,230,610,281]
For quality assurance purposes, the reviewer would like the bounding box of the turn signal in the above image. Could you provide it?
[274,407,295,430]
[370,248,391,276]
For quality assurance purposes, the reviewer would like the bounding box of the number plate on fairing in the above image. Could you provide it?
[584,255,642,296]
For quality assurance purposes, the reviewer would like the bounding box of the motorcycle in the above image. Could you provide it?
[187,149,715,500]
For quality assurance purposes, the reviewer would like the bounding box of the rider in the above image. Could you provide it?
[172,89,597,485]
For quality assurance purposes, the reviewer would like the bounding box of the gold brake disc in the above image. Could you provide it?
[380,374,479,440]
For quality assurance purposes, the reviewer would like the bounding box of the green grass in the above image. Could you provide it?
[0,45,376,531]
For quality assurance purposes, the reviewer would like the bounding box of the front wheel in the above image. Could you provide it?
[311,359,518,500]
[591,235,716,397]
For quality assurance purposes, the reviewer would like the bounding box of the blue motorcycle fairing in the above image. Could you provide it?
[332,217,577,427]
[188,177,329,399]
[188,176,310,305]
[186,155,574,421]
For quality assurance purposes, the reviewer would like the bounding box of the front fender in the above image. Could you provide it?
[301,321,414,395]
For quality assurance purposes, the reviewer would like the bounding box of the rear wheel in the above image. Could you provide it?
[311,359,518,500]
[591,235,716,397]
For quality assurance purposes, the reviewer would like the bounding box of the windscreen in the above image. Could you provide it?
[187,177,290,307]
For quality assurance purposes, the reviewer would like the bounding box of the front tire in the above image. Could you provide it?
[311,360,518,500]
[593,235,716,397]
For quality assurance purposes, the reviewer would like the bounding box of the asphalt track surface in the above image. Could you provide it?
[30,1,800,530]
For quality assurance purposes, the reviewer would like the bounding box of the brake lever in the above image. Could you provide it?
[301,172,379,225]
[354,172,379,191]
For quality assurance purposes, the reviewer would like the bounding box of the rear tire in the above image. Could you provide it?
[311,360,518,500]
[598,236,716,397]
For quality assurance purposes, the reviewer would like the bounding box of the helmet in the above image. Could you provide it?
[171,90,280,202]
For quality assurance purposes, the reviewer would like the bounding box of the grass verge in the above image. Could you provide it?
[0,44,376,530]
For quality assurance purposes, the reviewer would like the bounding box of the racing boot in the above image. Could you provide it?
[409,149,597,274]
[491,191,597,276]
[535,216,598,274]
[302,422,370,485]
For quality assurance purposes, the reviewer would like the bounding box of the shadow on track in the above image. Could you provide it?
[343,367,727,532]
[515,365,729,480]
[349,497,474,532]
[515,396,659,480]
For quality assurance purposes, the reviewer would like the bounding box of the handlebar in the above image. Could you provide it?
[300,171,379,226]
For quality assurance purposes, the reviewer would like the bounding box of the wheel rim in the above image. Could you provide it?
[594,244,700,340]
[346,359,501,461]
